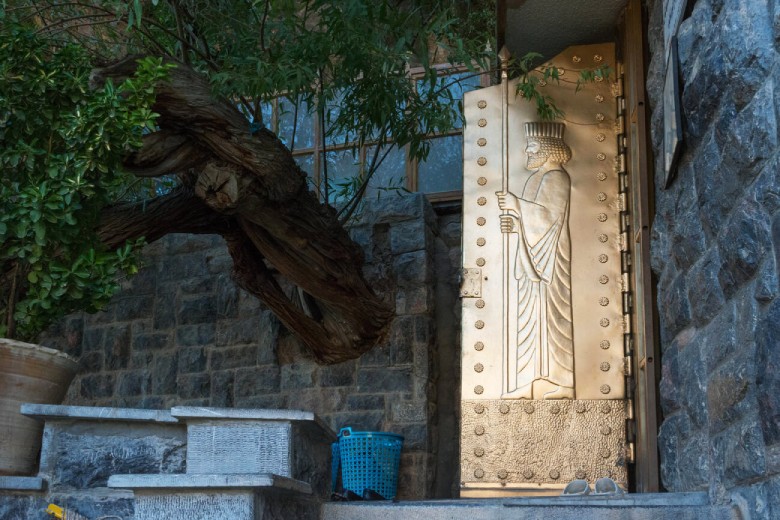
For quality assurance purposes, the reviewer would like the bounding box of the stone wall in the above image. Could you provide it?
[41,193,461,500]
[646,0,780,512]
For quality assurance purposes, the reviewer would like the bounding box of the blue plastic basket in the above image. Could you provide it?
[333,427,404,499]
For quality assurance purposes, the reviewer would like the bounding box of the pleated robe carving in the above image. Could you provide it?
[506,167,574,398]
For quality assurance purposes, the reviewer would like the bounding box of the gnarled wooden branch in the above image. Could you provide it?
[93,57,393,363]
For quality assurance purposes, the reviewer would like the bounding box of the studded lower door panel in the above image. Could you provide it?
[461,400,627,490]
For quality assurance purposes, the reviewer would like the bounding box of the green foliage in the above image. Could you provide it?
[515,53,613,120]
[0,21,169,340]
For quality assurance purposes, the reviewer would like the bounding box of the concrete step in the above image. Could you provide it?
[320,492,739,520]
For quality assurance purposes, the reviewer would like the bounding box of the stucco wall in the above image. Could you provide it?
[646,0,780,511]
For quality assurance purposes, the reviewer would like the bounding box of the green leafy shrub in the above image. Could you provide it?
[0,21,170,341]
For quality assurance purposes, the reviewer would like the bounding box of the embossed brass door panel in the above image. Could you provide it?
[461,43,629,496]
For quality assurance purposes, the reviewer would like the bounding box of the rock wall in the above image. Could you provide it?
[41,193,462,500]
[646,0,780,511]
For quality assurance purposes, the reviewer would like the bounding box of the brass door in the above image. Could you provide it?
[460,42,633,496]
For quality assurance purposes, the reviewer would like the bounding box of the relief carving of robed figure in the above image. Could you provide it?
[497,122,574,399]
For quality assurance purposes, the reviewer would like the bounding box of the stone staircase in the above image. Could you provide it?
[0,404,740,520]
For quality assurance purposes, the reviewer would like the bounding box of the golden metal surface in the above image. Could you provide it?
[461,400,628,488]
[461,42,628,495]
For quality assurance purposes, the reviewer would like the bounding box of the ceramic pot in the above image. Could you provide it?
[0,338,78,475]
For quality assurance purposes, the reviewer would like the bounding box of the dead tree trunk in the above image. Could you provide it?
[93,57,393,364]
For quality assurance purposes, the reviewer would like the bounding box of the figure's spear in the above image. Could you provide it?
[499,46,511,396]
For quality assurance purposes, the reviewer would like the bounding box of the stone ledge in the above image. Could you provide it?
[21,404,178,423]
[171,406,335,438]
[108,473,312,495]
[0,477,45,491]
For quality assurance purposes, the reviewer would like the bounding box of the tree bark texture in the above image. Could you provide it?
[93,57,393,364]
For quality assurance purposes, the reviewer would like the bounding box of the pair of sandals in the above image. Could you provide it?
[562,477,624,496]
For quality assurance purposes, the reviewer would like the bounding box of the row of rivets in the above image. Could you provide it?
[472,98,488,391]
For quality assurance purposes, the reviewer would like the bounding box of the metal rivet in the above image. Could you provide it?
[498,469,509,480]
[475,425,485,435]
[474,468,485,478]
[523,403,535,414]
[550,404,561,414]
[538,79,547,87]
[475,320,485,329]
[476,238,486,247]
[477,137,487,146]
[474,403,485,413]
[600,362,611,372]
[575,402,586,413]
[477,157,487,166]
[597,172,607,181]
[478,100,487,109]
[598,254,608,263]
[575,470,587,479]
[477,177,487,186]
[550,470,561,480]
[600,340,610,349]
[600,318,610,327]
[499,403,510,414]
[600,384,611,394]
[478,118,487,127]
[600,448,611,459]
[595,75,604,82]
[474,363,484,373]
[474,385,484,395]
[599,297,609,306]
[557,67,566,76]
[596,133,606,142]
[593,54,603,63]
[597,153,606,161]
[474,341,485,351]
[522,469,534,479]
[572,55,581,63]
[475,299,485,309]
[475,447,485,457]
[477,197,487,206]
[596,113,605,122]
[597,213,607,222]
[598,233,608,243]
[599,275,609,284]
[597,192,607,202]
[595,94,604,103]
[600,402,612,413]
[601,425,612,435]
[477,217,486,226]
[476,257,485,267]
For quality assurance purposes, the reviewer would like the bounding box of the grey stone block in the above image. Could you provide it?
[393,250,430,286]
[659,272,692,340]
[707,346,758,434]
[320,362,356,387]
[677,336,709,429]
[717,202,771,298]
[79,374,116,400]
[390,220,428,254]
[235,366,281,397]
[153,352,179,395]
[176,324,217,347]
[756,299,780,444]
[686,250,726,326]
[178,347,207,374]
[177,373,211,400]
[108,473,311,494]
[711,420,766,486]
[357,368,413,394]
[178,295,219,325]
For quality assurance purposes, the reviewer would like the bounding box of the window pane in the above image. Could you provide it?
[418,135,462,193]
[238,101,273,130]
[365,145,407,199]
[278,97,314,150]
[295,153,314,176]
[417,71,482,129]
[323,149,361,204]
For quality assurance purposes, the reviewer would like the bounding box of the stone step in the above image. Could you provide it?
[321,492,739,520]
[108,473,317,520]
[170,406,334,496]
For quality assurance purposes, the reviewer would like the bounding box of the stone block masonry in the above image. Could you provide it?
[646,0,780,514]
[40,193,451,499]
